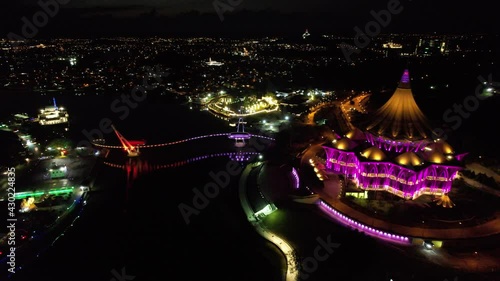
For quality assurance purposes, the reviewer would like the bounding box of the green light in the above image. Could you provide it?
[255,204,277,218]
[15,191,45,199]
[48,187,74,195]
[14,186,74,199]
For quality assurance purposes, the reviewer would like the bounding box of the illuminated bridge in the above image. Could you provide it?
[228,118,251,147]
[108,124,144,157]
[103,151,263,200]
[104,151,262,172]
[92,123,274,157]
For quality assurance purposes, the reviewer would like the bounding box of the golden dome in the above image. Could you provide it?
[395,152,423,166]
[427,151,447,164]
[440,141,454,154]
[361,147,387,161]
[332,138,354,151]
[345,127,365,140]
[426,140,454,155]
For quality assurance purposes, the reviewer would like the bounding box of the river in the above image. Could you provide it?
[4,93,282,281]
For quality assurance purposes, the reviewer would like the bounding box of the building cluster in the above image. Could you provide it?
[323,70,465,200]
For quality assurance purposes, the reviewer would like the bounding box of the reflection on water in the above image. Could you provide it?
[102,150,261,200]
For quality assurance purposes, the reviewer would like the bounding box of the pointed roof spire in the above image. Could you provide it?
[363,69,434,140]
[398,69,411,89]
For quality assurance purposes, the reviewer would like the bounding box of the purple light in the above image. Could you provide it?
[401,69,410,84]
[319,201,411,245]
[291,168,300,189]
[323,146,461,199]
[93,133,274,149]
[108,151,260,169]
[365,133,430,153]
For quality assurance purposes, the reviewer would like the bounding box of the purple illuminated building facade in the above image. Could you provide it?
[323,70,463,200]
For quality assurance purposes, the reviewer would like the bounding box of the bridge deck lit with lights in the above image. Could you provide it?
[228,118,251,147]
[93,120,273,157]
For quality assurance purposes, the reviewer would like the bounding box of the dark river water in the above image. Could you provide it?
[1,90,498,281]
[2,92,281,281]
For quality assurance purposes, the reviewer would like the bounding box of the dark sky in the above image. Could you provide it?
[2,0,498,37]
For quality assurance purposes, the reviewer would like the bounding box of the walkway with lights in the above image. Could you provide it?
[312,166,500,241]
[239,162,299,281]
[92,120,274,157]
[299,144,500,242]
[92,132,274,150]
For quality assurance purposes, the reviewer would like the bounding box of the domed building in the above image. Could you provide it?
[332,138,357,151]
[361,147,387,161]
[345,127,366,141]
[394,152,423,167]
[323,70,464,200]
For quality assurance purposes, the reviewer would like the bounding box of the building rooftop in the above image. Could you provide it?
[363,69,436,141]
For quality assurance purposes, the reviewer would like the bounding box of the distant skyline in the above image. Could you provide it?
[14,0,357,14]
[2,0,499,37]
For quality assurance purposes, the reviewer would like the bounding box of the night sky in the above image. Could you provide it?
[1,0,498,37]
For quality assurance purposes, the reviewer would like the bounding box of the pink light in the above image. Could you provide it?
[319,201,411,245]
[93,133,275,149]
[323,146,462,199]
[291,168,300,189]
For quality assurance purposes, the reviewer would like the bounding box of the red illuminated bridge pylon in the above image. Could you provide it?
[111,124,145,157]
